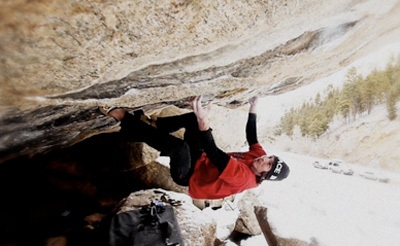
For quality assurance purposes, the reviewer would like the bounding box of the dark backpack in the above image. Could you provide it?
[109,201,184,246]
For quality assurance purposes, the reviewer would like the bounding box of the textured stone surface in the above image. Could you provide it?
[234,191,264,235]
[0,0,368,163]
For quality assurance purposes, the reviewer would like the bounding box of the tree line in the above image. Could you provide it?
[275,55,400,139]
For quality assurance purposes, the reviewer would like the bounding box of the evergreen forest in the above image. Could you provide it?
[276,55,400,138]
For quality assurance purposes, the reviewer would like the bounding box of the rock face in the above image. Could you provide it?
[0,0,378,163]
[1,0,400,245]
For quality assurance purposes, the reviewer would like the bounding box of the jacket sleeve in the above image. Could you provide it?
[199,129,231,173]
[246,113,258,145]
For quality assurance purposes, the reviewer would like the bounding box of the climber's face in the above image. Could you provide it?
[250,155,274,176]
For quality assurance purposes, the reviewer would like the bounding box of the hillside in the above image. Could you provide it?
[269,104,400,173]
[259,44,400,173]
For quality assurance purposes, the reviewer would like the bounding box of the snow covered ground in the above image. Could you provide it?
[240,151,400,246]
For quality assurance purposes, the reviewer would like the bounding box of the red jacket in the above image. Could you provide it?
[188,143,267,199]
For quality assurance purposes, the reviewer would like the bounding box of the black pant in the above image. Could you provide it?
[119,112,201,186]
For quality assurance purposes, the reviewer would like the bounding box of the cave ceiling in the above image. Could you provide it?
[1,0,398,163]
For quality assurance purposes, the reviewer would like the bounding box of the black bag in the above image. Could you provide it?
[109,201,184,246]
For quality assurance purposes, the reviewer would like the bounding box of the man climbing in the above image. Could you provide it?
[100,95,289,199]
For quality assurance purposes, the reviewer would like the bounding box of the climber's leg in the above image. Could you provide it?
[156,112,198,134]
[115,110,193,186]
[156,112,203,160]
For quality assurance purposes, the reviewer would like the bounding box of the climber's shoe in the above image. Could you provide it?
[99,106,119,116]
[99,105,126,121]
